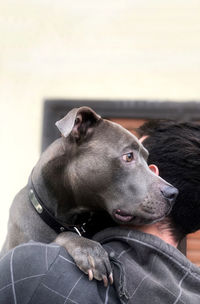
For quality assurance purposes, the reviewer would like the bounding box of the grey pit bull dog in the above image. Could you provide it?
[1,107,178,286]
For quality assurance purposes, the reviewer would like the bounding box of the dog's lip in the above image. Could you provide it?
[114,209,134,223]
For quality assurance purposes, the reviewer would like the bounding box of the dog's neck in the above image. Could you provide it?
[31,138,76,224]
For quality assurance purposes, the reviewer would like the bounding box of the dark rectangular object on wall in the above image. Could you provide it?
[42,99,200,151]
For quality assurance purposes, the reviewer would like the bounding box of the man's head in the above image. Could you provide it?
[137,120,200,242]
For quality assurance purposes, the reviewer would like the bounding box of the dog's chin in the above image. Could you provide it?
[129,214,167,226]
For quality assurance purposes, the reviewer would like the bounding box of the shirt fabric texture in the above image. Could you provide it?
[0,227,200,304]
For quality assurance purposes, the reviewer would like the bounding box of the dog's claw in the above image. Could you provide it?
[109,272,113,285]
[88,269,93,281]
[102,275,108,287]
[88,255,95,268]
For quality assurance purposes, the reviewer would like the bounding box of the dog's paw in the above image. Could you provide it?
[71,240,113,287]
[55,232,113,287]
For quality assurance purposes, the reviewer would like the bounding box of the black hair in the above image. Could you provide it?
[138,120,200,241]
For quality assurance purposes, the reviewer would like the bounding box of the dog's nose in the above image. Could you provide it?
[161,186,179,203]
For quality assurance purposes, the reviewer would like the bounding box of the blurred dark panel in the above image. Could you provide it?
[42,99,200,151]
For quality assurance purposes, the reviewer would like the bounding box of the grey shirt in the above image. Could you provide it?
[0,227,200,304]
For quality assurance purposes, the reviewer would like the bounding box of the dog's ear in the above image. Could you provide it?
[55,107,101,139]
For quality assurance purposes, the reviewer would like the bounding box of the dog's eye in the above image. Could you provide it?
[122,152,134,162]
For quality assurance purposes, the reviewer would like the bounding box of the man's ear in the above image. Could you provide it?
[149,164,159,176]
[55,107,101,140]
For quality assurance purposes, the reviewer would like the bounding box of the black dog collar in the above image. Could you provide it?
[28,173,88,236]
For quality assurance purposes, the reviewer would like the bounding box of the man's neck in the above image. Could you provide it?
[134,222,178,248]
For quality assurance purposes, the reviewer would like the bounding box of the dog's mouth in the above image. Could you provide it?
[113,202,172,225]
[114,209,135,223]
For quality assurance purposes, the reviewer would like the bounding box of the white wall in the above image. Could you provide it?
[1,0,200,248]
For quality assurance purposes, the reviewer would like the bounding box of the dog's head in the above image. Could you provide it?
[56,107,178,226]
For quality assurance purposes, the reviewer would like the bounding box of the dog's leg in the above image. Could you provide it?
[55,232,113,287]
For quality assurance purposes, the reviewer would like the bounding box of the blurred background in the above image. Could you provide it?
[0,0,200,261]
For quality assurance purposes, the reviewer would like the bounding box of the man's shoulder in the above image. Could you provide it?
[95,227,200,304]
[0,242,62,304]
[0,242,120,304]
